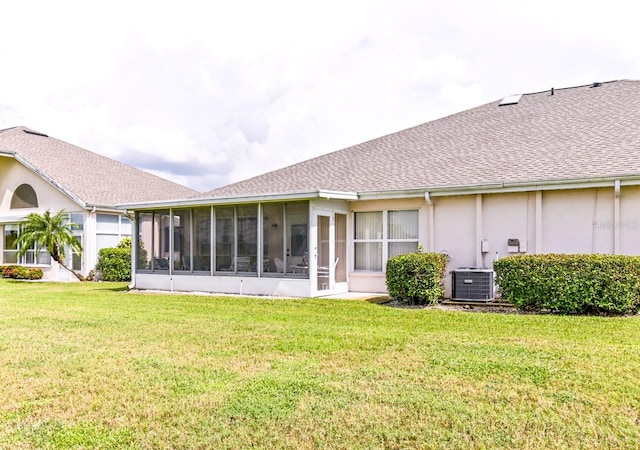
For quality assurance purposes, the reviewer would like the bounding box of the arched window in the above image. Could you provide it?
[10,184,38,209]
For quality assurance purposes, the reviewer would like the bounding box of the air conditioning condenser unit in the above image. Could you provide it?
[451,268,494,301]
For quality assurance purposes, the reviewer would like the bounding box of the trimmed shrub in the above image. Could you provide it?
[24,267,43,280]
[1,265,20,278]
[117,237,132,249]
[386,252,448,305]
[97,247,131,282]
[494,254,640,315]
[1,265,43,280]
[116,236,148,269]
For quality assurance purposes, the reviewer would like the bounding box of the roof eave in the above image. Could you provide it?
[358,175,640,199]
[5,152,89,209]
[118,189,358,210]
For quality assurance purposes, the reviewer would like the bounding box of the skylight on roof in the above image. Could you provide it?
[499,94,522,106]
[23,129,48,138]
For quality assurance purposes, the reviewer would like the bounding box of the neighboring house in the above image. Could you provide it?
[123,79,640,298]
[0,126,198,280]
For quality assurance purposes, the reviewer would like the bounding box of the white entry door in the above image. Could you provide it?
[312,212,347,295]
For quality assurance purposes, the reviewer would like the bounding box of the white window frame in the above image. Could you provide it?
[66,212,85,272]
[96,214,132,252]
[2,223,51,266]
[353,210,419,272]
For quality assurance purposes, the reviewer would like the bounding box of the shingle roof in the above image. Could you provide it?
[0,126,199,207]
[200,79,640,198]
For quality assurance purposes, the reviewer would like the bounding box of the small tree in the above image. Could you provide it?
[15,209,84,281]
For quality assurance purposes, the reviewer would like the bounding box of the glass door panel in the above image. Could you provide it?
[317,215,330,291]
[335,214,347,283]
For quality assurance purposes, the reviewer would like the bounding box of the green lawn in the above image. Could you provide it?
[0,280,639,449]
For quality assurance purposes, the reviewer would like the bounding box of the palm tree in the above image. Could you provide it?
[15,209,84,281]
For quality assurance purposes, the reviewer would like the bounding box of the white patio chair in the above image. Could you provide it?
[274,257,285,273]
[235,256,251,272]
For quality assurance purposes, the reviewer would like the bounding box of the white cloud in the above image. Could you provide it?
[0,0,639,192]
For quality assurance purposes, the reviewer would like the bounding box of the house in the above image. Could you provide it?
[0,126,198,280]
[123,79,640,298]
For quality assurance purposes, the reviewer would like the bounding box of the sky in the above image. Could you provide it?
[1,0,639,193]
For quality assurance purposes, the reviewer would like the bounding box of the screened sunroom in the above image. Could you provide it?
[131,196,351,297]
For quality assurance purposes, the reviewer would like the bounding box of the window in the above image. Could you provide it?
[237,205,257,273]
[67,213,84,271]
[286,203,308,258]
[135,211,170,271]
[10,184,38,209]
[193,207,211,271]
[173,210,192,271]
[2,224,51,265]
[263,203,284,273]
[354,212,383,271]
[354,210,419,271]
[388,210,419,258]
[3,224,19,264]
[96,214,131,252]
[153,211,171,271]
[137,213,153,270]
[335,213,347,282]
[215,207,234,271]
[262,202,308,275]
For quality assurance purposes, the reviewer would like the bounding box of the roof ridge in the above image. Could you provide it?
[201,78,640,198]
[0,125,20,135]
[516,79,622,97]
[0,125,200,205]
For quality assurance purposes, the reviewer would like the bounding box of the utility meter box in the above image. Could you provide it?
[507,238,520,253]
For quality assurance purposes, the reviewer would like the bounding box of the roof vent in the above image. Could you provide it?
[23,129,48,138]
[499,94,522,106]
[591,82,602,88]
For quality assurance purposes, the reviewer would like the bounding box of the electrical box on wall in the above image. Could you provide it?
[481,239,490,253]
[507,238,520,253]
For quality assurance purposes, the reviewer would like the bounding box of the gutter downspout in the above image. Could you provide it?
[614,180,621,254]
[535,191,543,254]
[129,210,136,290]
[475,195,483,268]
[424,192,434,252]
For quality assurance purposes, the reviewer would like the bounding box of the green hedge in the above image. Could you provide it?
[97,247,131,282]
[1,265,43,280]
[494,254,640,315]
[386,252,448,305]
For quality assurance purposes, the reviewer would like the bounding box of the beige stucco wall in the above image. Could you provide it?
[348,197,428,293]
[0,158,87,280]
[482,192,534,260]
[0,158,82,280]
[130,183,640,298]
[0,157,80,213]
[345,185,637,298]
[433,195,475,267]
[619,186,640,255]
[541,188,614,254]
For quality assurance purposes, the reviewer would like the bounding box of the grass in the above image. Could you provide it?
[0,280,639,449]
